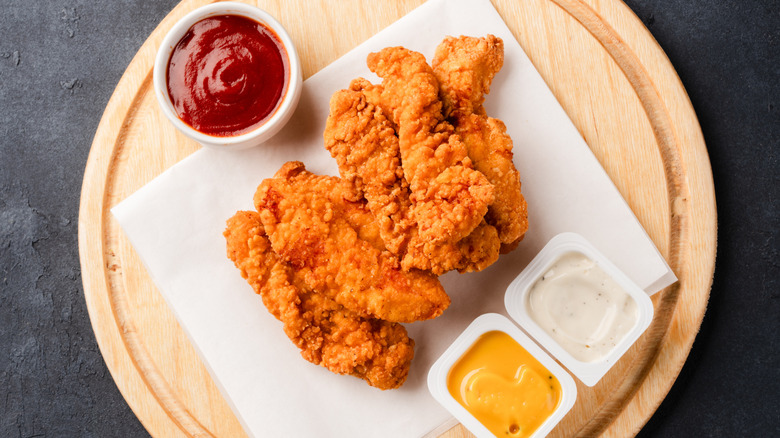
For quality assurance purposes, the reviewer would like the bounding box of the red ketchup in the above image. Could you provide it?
[166,15,288,137]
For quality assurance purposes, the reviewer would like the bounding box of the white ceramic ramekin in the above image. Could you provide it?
[153,2,302,150]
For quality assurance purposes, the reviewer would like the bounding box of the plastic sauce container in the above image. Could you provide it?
[428,233,656,437]
[505,232,654,386]
[428,313,577,438]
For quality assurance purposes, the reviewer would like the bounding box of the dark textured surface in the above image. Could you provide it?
[0,0,776,437]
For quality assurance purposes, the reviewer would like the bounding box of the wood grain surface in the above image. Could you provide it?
[77,0,717,437]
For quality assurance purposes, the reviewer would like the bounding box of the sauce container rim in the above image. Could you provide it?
[427,313,577,438]
[504,232,655,386]
[152,2,303,150]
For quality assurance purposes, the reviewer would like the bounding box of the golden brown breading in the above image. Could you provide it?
[433,35,504,119]
[323,84,414,255]
[433,35,528,251]
[324,81,499,275]
[254,161,450,323]
[366,47,495,245]
[401,219,500,274]
[223,36,530,391]
[224,210,414,390]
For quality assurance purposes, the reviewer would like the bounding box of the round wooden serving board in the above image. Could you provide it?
[78,0,716,437]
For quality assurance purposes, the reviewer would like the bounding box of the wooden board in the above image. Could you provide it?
[78,0,717,436]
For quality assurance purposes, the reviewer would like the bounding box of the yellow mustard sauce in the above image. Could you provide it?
[447,331,562,437]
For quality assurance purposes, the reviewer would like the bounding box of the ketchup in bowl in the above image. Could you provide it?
[166,15,288,137]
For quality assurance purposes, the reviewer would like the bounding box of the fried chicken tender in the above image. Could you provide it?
[323,84,414,255]
[254,161,450,323]
[403,219,500,274]
[365,47,495,245]
[433,35,503,119]
[324,81,499,275]
[433,35,528,251]
[224,210,414,390]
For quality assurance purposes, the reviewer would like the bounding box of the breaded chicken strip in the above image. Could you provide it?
[254,161,449,323]
[224,210,414,389]
[402,219,500,274]
[324,83,499,275]
[433,35,503,119]
[433,35,528,251]
[365,47,494,245]
[323,84,414,255]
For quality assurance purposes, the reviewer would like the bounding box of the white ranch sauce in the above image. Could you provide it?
[526,252,638,362]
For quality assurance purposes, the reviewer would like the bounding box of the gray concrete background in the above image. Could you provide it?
[1,1,777,437]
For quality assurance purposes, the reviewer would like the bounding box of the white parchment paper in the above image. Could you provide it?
[112,0,677,436]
